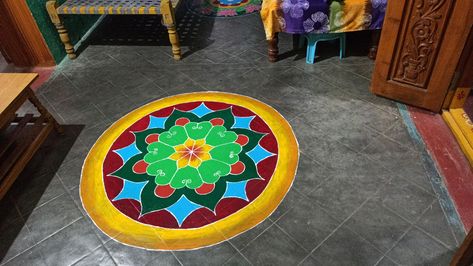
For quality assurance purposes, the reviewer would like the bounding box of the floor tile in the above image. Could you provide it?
[174,241,237,266]
[291,155,328,195]
[372,179,435,223]
[299,254,323,266]
[56,158,84,191]
[229,218,273,250]
[241,225,308,265]
[0,197,21,226]
[11,174,66,215]
[26,194,82,243]
[0,218,35,263]
[36,218,102,266]
[287,117,326,154]
[1,247,47,266]
[311,225,383,266]
[73,246,116,266]
[106,240,178,266]
[415,201,459,249]
[269,188,304,221]
[40,73,80,104]
[306,174,381,222]
[276,198,339,251]
[223,252,252,266]
[386,227,454,265]
[344,200,410,252]
[362,135,425,176]
[375,256,399,266]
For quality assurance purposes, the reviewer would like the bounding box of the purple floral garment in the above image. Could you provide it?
[278,0,387,34]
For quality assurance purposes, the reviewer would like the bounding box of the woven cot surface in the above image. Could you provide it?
[57,0,177,14]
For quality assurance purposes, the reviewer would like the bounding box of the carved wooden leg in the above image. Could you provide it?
[368,29,381,60]
[161,0,181,60]
[46,0,76,59]
[268,33,279,63]
[26,88,63,134]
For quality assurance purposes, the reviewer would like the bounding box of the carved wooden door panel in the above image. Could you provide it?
[371,0,473,112]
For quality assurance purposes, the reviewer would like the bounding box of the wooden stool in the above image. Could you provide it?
[0,73,62,200]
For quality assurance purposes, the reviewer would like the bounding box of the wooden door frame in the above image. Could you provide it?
[0,0,55,67]
[371,0,473,112]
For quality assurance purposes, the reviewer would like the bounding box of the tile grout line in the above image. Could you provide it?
[375,197,443,264]
[298,175,400,265]
[225,241,255,266]
[0,217,84,266]
[297,196,372,265]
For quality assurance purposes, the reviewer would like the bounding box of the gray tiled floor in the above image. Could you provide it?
[0,6,466,266]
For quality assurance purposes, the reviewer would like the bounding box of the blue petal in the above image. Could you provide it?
[165,196,201,226]
[114,142,141,163]
[223,180,249,201]
[113,180,148,202]
[148,115,168,129]
[232,116,255,130]
[246,144,275,164]
[189,103,213,118]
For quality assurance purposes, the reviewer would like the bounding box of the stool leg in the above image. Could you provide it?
[26,88,63,134]
[161,0,181,60]
[46,1,76,60]
[306,37,318,64]
[339,33,346,59]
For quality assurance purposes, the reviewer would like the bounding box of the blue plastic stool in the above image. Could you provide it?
[302,33,346,64]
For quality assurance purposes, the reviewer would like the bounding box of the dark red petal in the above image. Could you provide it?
[175,118,190,126]
[230,161,245,175]
[145,134,160,144]
[195,183,215,195]
[155,185,175,198]
[210,118,224,126]
[235,135,249,146]
[133,160,148,174]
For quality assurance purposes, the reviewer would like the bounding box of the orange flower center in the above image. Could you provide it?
[170,139,212,168]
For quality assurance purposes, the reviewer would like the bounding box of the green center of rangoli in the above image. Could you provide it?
[143,121,242,190]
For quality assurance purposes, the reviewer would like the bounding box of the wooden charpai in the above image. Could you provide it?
[45,0,182,60]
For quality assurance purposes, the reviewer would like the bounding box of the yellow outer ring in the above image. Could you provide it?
[80,92,299,250]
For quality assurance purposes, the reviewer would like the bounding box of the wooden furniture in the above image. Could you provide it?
[46,0,182,60]
[370,0,473,112]
[0,73,62,200]
[451,228,473,266]
[0,0,55,67]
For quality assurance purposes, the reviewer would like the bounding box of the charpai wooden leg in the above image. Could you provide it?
[161,0,181,60]
[268,33,279,63]
[368,29,381,60]
[46,0,76,60]
[26,88,63,134]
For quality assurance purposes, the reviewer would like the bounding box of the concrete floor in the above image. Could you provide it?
[0,8,466,266]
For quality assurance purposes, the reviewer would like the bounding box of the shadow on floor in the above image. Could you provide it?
[280,30,375,63]
[0,125,83,261]
[76,3,216,59]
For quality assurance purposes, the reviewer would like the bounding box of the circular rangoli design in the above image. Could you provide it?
[80,92,298,250]
[188,0,261,17]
